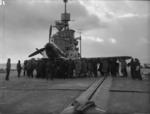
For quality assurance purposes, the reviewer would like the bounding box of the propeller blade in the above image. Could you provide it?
[49,25,52,42]
[28,48,45,57]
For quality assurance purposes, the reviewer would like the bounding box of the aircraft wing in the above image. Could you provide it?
[82,56,132,61]
[28,48,45,57]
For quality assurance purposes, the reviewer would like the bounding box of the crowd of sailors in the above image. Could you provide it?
[5,57,142,81]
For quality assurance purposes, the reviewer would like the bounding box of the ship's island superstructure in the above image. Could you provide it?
[50,0,80,59]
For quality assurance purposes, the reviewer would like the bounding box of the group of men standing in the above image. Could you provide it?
[98,58,142,80]
[128,58,142,80]
[23,58,98,80]
[4,57,142,81]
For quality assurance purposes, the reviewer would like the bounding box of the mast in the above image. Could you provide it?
[64,0,67,14]
[61,0,70,30]
[53,0,80,59]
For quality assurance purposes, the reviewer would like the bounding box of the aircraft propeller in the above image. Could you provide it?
[49,25,52,42]
[28,42,67,59]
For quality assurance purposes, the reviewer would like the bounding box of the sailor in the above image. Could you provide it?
[98,61,103,76]
[87,60,94,77]
[134,58,142,80]
[110,59,117,77]
[115,60,119,77]
[26,60,31,77]
[45,60,50,80]
[35,60,41,78]
[64,60,69,79]
[26,59,35,78]
[45,59,54,80]
[67,59,74,78]
[5,58,11,81]
[81,59,88,77]
[101,60,109,77]
[54,59,60,78]
[75,59,81,78]
[36,59,45,79]
[60,60,67,79]
[23,60,27,76]
[92,59,97,77]
[120,59,127,77]
[16,60,22,78]
[128,58,136,79]
[41,59,47,79]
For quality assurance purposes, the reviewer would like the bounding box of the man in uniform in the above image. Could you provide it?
[46,60,54,80]
[5,58,11,81]
[134,58,142,80]
[120,59,128,77]
[17,60,22,78]
[23,60,27,76]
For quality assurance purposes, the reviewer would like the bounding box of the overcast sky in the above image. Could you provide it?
[0,0,150,63]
